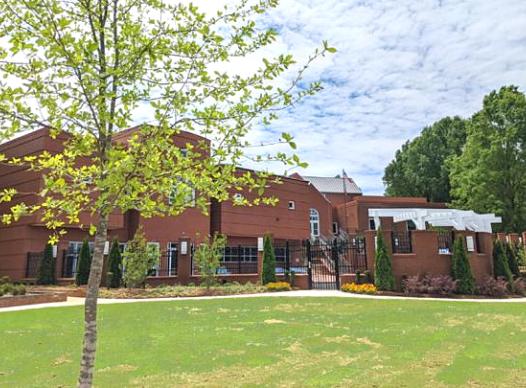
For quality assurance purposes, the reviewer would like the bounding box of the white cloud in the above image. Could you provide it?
[233,0,526,194]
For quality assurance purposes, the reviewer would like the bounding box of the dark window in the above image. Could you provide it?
[391,231,412,253]
[222,247,257,262]
[332,222,339,234]
[369,218,376,230]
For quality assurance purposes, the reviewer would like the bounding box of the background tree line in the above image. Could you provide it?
[383,85,526,232]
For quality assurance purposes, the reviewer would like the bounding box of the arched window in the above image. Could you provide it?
[310,208,320,238]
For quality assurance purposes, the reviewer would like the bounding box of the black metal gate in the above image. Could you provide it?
[286,237,367,290]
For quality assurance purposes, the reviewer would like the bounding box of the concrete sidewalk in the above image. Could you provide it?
[2,290,526,313]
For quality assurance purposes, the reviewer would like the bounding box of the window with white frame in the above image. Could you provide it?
[222,247,258,262]
[233,193,244,204]
[310,208,320,238]
[332,222,339,234]
[368,217,376,230]
[168,179,196,206]
[288,201,295,210]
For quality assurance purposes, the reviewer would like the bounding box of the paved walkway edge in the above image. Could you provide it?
[2,290,526,313]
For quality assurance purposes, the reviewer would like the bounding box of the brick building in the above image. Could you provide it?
[0,127,502,288]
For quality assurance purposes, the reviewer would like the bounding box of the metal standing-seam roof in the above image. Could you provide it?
[303,176,362,195]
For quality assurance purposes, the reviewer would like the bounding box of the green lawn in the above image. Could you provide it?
[1,297,526,387]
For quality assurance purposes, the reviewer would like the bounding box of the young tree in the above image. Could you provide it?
[107,239,122,288]
[37,243,56,285]
[0,1,333,385]
[374,229,395,291]
[493,240,513,283]
[122,227,159,288]
[261,234,276,285]
[449,86,526,232]
[76,240,92,286]
[504,242,521,278]
[450,236,475,294]
[194,234,227,290]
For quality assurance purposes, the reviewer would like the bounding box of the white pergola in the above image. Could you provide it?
[368,208,501,233]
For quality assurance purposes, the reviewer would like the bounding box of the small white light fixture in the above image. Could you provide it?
[258,237,264,251]
[180,241,188,254]
[52,245,58,258]
[104,241,110,255]
[288,201,295,210]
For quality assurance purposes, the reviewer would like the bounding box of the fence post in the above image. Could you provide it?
[25,252,30,278]
[285,241,290,276]
[306,240,312,290]
[238,244,242,274]
[61,250,66,278]
[332,239,340,290]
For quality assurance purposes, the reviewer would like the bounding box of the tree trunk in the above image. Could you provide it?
[78,214,109,388]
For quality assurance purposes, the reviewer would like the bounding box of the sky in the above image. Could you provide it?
[182,0,526,194]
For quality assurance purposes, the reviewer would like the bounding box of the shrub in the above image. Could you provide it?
[403,275,457,296]
[0,283,25,296]
[374,228,395,291]
[0,276,10,285]
[37,243,56,285]
[478,276,509,297]
[122,227,160,288]
[504,242,521,278]
[341,282,377,294]
[512,278,526,296]
[76,239,92,286]
[11,284,26,296]
[516,245,526,266]
[107,239,123,288]
[493,240,513,283]
[266,281,291,291]
[261,234,276,285]
[195,234,227,290]
[451,236,475,294]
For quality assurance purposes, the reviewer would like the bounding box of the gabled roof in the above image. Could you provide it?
[302,175,362,195]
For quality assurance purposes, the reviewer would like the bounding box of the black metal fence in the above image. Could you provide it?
[437,230,453,254]
[338,237,367,274]
[391,231,412,254]
[192,245,259,275]
[62,249,78,278]
[25,252,43,278]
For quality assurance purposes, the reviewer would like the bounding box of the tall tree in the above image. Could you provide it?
[76,239,92,286]
[107,238,122,288]
[37,243,56,285]
[261,234,277,285]
[374,228,395,291]
[383,116,466,202]
[449,86,526,232]
[450,236,475,294]
[0,1,333,386]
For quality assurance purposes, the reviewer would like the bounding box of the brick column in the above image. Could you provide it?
[509,233,520,244]
[522,231,526,245]
[177,238,191,285]
[496,232,507,242]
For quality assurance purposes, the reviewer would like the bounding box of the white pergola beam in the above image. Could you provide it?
[368,208,501,233]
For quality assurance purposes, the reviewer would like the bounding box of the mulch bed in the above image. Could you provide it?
[375,290,524,299]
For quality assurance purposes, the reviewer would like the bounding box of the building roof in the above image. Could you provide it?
[302,176,362,195]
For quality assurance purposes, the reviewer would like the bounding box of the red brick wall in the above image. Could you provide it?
[365,229,494,288]
[214,177,332,240]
